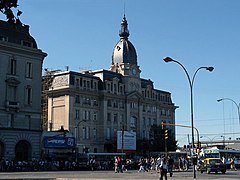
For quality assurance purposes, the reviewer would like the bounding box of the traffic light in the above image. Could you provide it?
[164,129,168,140]
[197,142,201,149]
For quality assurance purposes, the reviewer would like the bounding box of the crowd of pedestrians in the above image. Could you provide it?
[0,159,88,172]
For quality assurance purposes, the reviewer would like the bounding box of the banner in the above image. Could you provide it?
[44,136,75,148]
[117,131,136,152]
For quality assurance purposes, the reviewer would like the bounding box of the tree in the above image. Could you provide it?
[0,0,22,23]
[150,124,177,152]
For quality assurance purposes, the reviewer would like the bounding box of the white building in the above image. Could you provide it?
[44,15,177,154]
[0,20,47,160]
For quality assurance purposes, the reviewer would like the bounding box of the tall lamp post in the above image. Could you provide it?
[163,57,214,178]
[217,98,240,124]
[74,120,86,161]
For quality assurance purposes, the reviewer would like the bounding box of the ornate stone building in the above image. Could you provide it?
[45,15,177,154]
[0,20,47,160]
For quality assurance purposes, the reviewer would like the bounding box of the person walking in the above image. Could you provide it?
[159,157,168,180]
[168,156,174,177]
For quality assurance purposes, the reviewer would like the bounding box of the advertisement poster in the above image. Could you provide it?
[117,131,136,152]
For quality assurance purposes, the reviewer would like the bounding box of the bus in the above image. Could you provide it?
[87,152,126,170]
[202,147,240,168]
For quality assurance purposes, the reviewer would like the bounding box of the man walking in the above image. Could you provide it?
[159,157,168,180]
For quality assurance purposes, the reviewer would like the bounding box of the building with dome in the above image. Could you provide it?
[43,15,177,155]
[0,20,47,161]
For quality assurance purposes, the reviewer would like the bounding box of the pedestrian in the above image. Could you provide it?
[159,157,168,180]
[138,158,145,172]
[168,156,174,177]
[230,157,237,171]
[114,156,118,173]
[90,157,95,171]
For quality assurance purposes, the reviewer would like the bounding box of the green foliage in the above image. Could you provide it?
[0,0,22,23]
[150,124,177,152]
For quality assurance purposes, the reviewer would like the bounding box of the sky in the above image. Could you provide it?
[5,0,240,146]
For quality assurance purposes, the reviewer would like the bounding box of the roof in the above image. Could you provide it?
[112,15,137,65]
[0,20,37,48]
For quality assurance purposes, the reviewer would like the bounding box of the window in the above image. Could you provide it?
[106,128,111,140]
[119,114,124,124]
[76,78,80,87]
[143,130,146,139]
[26,62,32,78]
[25,86,32,105]
[130,116,137,128]
[22,40,32,47]
[161,109,166,116]
[152,106,157,113]
[93,99,98,106]
[86,126,89,139]
[93,128,97,139]
[82,126,90,140]
[143,105,146,112]
[130,102,136,109]
[10,58,16,75]
[83,110,91,120]
[82,127,86,139]
[80,78,82,86]
[83,97,91,105]
[167,109,171,116]
[93,112,97,121]
[107,113,111,121]
[8,85,17,102]
[75,109,79,119]
[148,118,151,126]
[107,99,112,107]
[114,84,117,94]
[107,83,111,92]
[120,86,123,94]
[153,119,157,125]
[93,82,97,89]
[87,81,90,88]
[143,117,146,126]
[113,101,118,108]
[119,101,124,109]
[113,113,118,124]
[75,95,80,103]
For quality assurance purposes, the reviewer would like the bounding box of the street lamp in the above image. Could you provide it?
[74,120,86,160]
[221,135,225,148]
[217,98,240,124]
[163,57,214,178]
[200,135,223,147]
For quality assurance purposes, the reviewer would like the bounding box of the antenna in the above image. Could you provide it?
[124,0,126,15]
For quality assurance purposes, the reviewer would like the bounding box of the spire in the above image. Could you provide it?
[119,14,129,39]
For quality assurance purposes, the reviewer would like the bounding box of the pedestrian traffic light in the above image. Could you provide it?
[164,129,168,140]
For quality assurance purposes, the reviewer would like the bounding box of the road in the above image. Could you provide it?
[0,169,239,180]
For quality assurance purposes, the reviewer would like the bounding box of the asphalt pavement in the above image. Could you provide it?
[0,169,239,180]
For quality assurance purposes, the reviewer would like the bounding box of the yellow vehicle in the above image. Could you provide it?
[200,158,226,174]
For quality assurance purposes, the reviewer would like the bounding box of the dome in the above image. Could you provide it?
[112,15,137,65]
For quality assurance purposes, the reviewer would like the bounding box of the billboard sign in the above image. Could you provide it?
[117,131,136,152]
[44,136,75,148]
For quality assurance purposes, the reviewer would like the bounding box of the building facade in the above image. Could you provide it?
[44,15,177,154]
[0,20,47,160]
